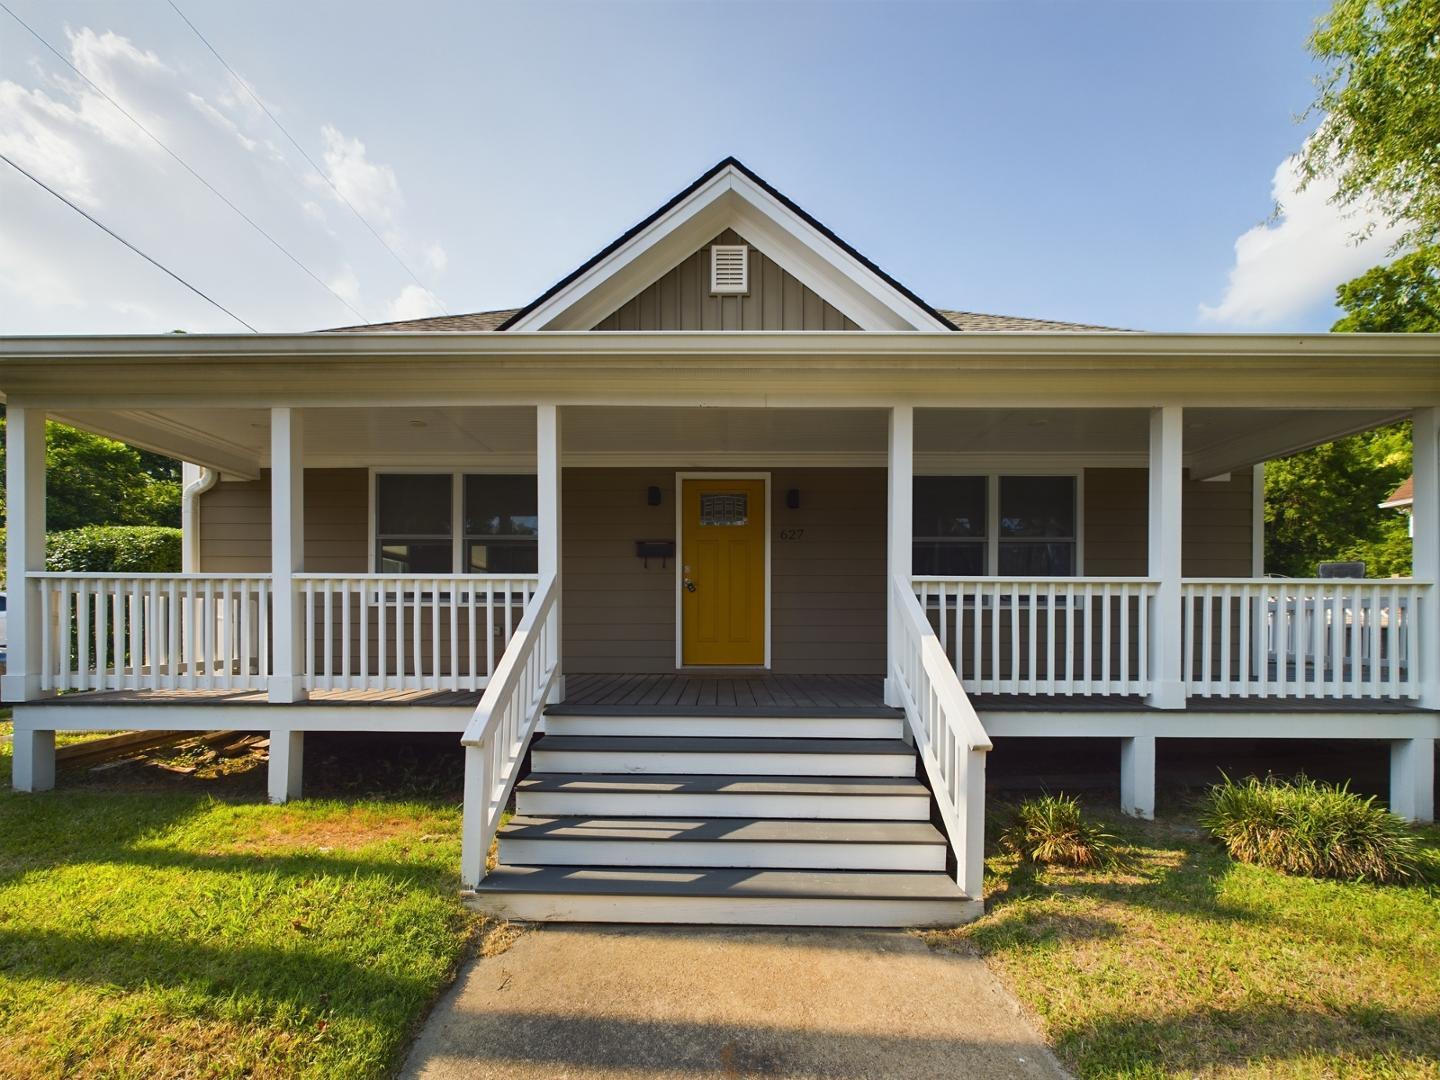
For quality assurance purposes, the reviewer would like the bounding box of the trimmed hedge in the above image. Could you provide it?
[41,526,182,574]
[1202,773,1421,884]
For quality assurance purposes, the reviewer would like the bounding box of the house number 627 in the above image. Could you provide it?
[778,528,805,541]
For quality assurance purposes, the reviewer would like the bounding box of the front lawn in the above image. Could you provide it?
[926,810,1440,1078]
[0,733,478,1079]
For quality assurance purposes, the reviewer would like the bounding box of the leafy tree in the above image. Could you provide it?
[0,410,181,532]
[1299,0,1440,251]
[1331,247,1440,332]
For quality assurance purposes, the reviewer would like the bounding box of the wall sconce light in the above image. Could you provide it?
[647,485,662,507]
[785,488,800,510]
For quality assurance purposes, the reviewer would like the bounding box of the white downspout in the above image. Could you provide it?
[181,462,218,573]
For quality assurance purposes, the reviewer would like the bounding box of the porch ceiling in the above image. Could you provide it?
[49,403,1407,479]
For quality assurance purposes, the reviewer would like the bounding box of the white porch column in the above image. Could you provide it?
[268,729,305,805]
[1120,734,1157,819]
[268,408,306,738]
[1147,406,1185,709]
[1389,737,1435,823]
[537,404,563,703]
[1413,407,1438,710]
[4,406,46,706]
[885,405,914,708]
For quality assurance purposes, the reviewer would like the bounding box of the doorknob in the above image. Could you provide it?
[684,578,697,593]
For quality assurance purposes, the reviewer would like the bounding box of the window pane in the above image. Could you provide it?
[1000,476,1075,538]
[998,542,1076,575]
[913,541,986,576]
[377,474,451,536]
[913,476,986,538]
[467,540,539,574]
[378,541,453,574]
[464,474,538,537]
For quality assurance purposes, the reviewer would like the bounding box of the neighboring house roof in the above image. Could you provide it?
[327,307,1118,334]
[1381,475,1414,509]
[322,157,1128,334]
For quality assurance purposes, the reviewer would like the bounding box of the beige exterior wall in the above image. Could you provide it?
[197,468,368,573]
[195,464,1257,674]
[593,229,862,331]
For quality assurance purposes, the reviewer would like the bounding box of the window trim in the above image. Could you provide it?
[914,469,1085,576]
[369,467,539,574]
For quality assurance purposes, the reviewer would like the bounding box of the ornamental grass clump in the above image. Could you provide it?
[1201,773,1421,884]
[1001,793,1119,869]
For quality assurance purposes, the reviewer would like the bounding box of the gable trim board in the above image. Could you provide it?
[498,158,955,333]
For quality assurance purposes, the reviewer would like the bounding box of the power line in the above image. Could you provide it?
[166,0,451,316]
[0,0,370,325]
[2,150,257,332]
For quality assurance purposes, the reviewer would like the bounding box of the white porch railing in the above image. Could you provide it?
[1182,579,1428,700]
[891,575,991,899]
[296,574,538,692]
[913,577,1159,696]
[459,573,559,887]
[33,573,272,692]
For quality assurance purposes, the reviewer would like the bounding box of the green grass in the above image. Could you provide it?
[924,811,1440,1078]
[0,732,480,1079]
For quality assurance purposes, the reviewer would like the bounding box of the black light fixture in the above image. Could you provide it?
[647,485,662,507]
[785,488,800,510]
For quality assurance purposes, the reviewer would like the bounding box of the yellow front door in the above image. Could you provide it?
[681,477,766,666]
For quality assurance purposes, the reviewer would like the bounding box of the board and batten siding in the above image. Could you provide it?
[196,468,369,574]
[592,229,862,332]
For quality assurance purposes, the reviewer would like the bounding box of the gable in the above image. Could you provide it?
[593,230,861,331]
[501,158,953,332]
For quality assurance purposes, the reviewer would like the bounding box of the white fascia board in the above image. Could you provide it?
[503,165,950,332]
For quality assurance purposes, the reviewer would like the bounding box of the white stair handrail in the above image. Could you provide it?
[890,574,991,899]
[459,572,559,887]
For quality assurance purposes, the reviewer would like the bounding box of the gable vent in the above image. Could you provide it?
[710,244,749,295]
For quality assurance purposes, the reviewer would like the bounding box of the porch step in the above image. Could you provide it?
[515,773,934,821]
[530,735,917,777]
[468,865,980,927]
[499,815,948,871]
[543,711,904,740]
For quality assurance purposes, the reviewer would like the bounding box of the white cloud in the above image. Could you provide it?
[1200,154,1408,328]
[385,284,443,321]
[423,242,448,274]
[317,123,402,225]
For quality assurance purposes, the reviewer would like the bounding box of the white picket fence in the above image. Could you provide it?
[1182,579,1427,700]
[912,577,1159,696]
[35,573,272,692]
[296,574,539,692]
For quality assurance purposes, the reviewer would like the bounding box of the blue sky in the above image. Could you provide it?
[0,0,1405,335]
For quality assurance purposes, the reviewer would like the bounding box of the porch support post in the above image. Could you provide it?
[268,407,307,704]
[1413,407,1438,710]
[267,729,304,804]
[1147,405,1185,709]
[1119,734,1157,819]
[3,405,47,705]
[537,404,563,703]
[1388,737,1435,824]
[885,405,914,709]
[12,727,56,794]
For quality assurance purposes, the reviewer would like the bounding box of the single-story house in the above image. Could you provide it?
[3,158,1436,926]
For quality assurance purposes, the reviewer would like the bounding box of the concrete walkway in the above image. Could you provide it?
[403,923,1068,1080]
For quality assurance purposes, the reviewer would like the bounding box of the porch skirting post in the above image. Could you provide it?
[1413,407,1438,710]
[12,728,56,794]
[537,405,564,704]
[1389,738,1435,824]
[1119,734,1156,819]
[3,405,46,705]
[269,407,307,703]
[1147,406,1185,709]
[268,729,304,804]
[885,405,914,709]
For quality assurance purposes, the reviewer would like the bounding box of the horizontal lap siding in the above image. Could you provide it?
[563,467,885,674]
[592,229,861,331]
[1083,467,1255,577]
[197,469,368,573]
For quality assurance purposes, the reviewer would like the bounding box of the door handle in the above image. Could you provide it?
[684,579,697,593]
